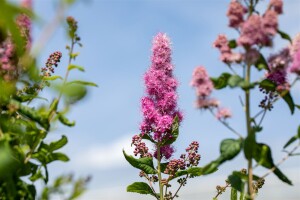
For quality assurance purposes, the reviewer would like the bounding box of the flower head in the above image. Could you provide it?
[140,33,182,160]
[227,0,247,28]
[290,33,300,57]
[213,34,242,63]
[238,15,271,47]
[216,108,232,120]
[290,50,300,75]
[269,0,283,14]
[262,10,278,36]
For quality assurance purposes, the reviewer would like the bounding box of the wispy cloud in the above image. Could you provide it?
[74,135,134,170]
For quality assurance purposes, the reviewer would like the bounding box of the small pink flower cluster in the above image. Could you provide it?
[0,39,16,81]
[191,66,217,109]
[16,0,32,48]
[131,135,152,158]
[214,0,284,65]
[164,141,201,176]
[164,159,185,176]
[41,51,62,77]
[191,66,232,120]
[289,34,300,75]
[185,141,201,167]
[140,33,182,159]
[227,0,247,28]
[216,108,232,121]
[213,34,242,63]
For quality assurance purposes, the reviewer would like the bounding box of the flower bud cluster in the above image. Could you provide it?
[185,141,201,167]
[164,159,185,177]
[41,51,62,77]
[132,135,152,158]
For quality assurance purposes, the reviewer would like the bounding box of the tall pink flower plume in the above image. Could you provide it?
[139,33,182,159]
[227,0,247,28]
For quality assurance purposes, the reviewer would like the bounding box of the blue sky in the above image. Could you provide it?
[24,0,300,199]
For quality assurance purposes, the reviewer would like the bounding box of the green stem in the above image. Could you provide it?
[157,144,164,200]
[245,64,254,200]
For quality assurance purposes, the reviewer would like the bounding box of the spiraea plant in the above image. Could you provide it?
[191,0,300,199]
[123,33,215,200]
[0,0,96,199]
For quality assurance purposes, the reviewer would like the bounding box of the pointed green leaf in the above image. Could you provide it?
[244,131,256,160]
[228,173,243,192]
[57,113,75,127]
[67,80,98,87]
[282,91,295,114]
[255,54,269,71]
[259,79,276,92]
[211,73,231,90]
[162,115,179,145]
[220,138,242,161]
[283,135,298,149]
[253,143,292,185]
[49,135,68,152]
[51,152,69,162]
[127,182,157,197]
[43,75,63,81]
[228,75,243,88]
[123,150,156,174]
[68,64,85,72]
[228,40,237,49]
[277,29,292,43]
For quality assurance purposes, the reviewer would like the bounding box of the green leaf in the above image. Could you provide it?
[67,80,98,87]
[162,115,179,145]
[29,169,43,182]
[43,75,63,81]
[68,64,85,72]
[228,173,243,192]
[277,29,292,43]
[58,113,75,127]
[49,98,59,113]
[282,91,295,114]
[127,182,157,197]
[295,104,300,110]
[51,152,69,162]
[10,99,49,130]
[187,167,203,177]
[228,40,237,49]
[211,73,231,90]
[231,187,238,200]
[220,138,242,161]
[243,131,256,160]
[253,143,292,185]
[49,135,68,152]
[228,75,244,88]
[259,79,276,92]
[254,54,269,71]
[123,150,156,174]
[141,134,156,143]
[201,161,219,175]
[283,135,298,149]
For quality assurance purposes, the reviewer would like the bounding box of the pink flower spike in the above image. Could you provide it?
[140,33,182,143]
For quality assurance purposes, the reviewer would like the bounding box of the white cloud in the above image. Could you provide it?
[74,135,134,170]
